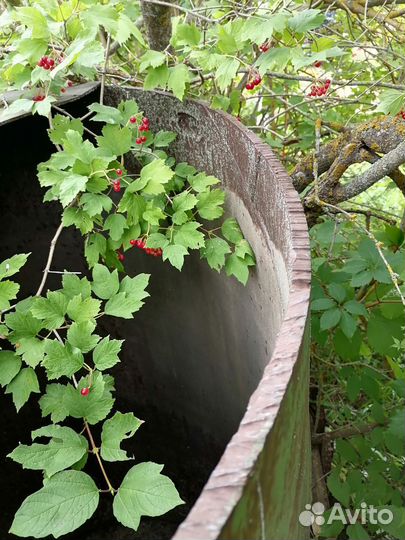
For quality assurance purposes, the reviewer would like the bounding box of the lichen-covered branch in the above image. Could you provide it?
[292,116,405,192]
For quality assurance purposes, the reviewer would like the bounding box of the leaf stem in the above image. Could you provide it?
[36,221,65,297]
[84,421,115,495]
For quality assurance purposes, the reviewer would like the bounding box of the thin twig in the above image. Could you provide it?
[35,221,65,297]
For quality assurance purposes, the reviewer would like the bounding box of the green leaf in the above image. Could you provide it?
[42,340,84,380]
[39,384,70,423]
[0,350,22,386]
[387,410,405,441]
[5,310,43,339]
[15,337,46,368]
[221,218,244,244]
[92,264,120,300]
[113,462,184,531]
[97,125,132,157]
[336,439,359,463]
[62,274,91,300]
[344,300,368,316]
[31,291,68,330]
[144,64,169,91]
[171,22,201,47]
[153,131,177,148]
[174,222,205,250]
[5,367,40,411]
[347,523,370,540]
[312,297,336,311]
[138,159,174,195]
[67,321,100,353]
[146,233,170,249]
[104,214,128,241]
[93,336,123,370]
[225,253,249,285]
[0,280,19,310]
[139,50,166,71]
[63,372,115,425]
[0,253,30,279]
[196,190,225,220]
[327,283,346,303]
[59,173,88,207]
[201,237,231,272]
[320,307,341,330]
[288,9,324,32]
[10,470,99,538]
[215,57,240,92]
[367,311,403,355]
[48,115,84,145]
[62,130,96,164]
[88,103,123,124]
[162,245,188,271]
[327,468,351,506]
[14,6,49,38]
[340,311,357,339]
[376,89,405,115]
[80,193,112,217]
[8,425,88,477]
[378,506,405,539]
[67,295,101,323]
[101,412,142,461]
[167,64,190,101]
[0,98,34,121]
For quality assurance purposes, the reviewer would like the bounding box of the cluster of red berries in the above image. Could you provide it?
[308,79,331,97]
[37,56,55,70]
[60,80,74,93]
[112,169,124,192]
[135,116,150,145]
[245,75,262,91]
[398,110,405,120]
[130,239,163,257]
[259,42,270,53]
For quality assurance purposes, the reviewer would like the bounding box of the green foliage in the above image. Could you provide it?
[0,52,255,536]
[311,217,405,539]
[113,462,184,531]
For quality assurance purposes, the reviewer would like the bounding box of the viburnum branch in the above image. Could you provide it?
[35,221,65,297]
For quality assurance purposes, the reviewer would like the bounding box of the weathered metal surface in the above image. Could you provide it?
[105,88,312,540]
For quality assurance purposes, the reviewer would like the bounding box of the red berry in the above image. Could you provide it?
[129,116,137,124]
[117,251,125,261]
[113,180,121,192]
[48,58,55,67]
[130,239,137,246]
[67,80,73,87]
[139,240,146,249]
[33,95,45,102]
[81,387,90,396]
[142,117,149,125]
[325,79,331,87]
[116,169,123,176]
[260,43,270,52]
[61,88,66,93]
[253,76,262,86]
[136,137,142,145]
[245,82,254,90]
[314,61,323,68]
[139,125,145,132]
[140,136,147,143]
